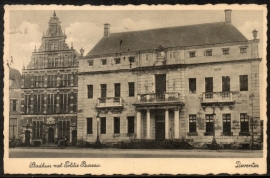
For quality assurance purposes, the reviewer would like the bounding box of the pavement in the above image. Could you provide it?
[9,147,263,158]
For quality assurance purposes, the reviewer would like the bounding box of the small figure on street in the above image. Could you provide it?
[64,135,67,148]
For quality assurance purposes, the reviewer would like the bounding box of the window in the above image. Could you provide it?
[114,58,121,64]
[170,51,176,59]
[24,95,31,114]
[240,113,249,133]
[47,75,57,87]
[9,118,17,139]
[205,114,214,133]
[145,54,148,61]
[128,82,135,97]
[33,121,43,138]
[114,83,121,97]
[100,117,106,134]
[33,94,43,114]
[73,93,77,112]
[129,56,135,62]
[10,99,17,112]
[34,75,44,87]
[100,84,107,98]
[239,75,248,91]
[205,77,213,96]
[189,115,197,133]
[87,85,93,98]
[59,94,69,113]
[88,60,93,66]
[101,59,107,65]
[223,48,230,55]
[58,120,70,139]
[189,78,196,93]
[47,94,57,114]
[114,117,120,134]
[222,76,230,92]
[240,47,247,54]
[127,116,134,134]
[205,50,212,56]
[223,114,231,133]
[86,118,93,134]
[189,51,196,58]
[60,74,71,86]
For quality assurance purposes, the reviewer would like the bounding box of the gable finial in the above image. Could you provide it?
[53,11,56,17]
[71,42,73,49]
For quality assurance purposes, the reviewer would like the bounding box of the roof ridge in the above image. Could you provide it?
[111,21,227,35]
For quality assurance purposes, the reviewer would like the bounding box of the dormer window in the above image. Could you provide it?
[189,51,196,58]
[170,51,176,59]
[222,48,230,55]
[101,59,107,65]
[88,60,93,66]
[240,46,247,54]
[114,58,121,64]
[205,50,212,56]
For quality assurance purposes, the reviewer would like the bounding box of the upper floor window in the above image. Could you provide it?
[128,82,135,97]
[101,59,107,65]
[88,60,93,66]
[205,50,212,56]
[87,85,93,98]
[50,43,58,51]
[239,75,248,91]
[60,74,71,86]
[48,57,58,68]
[47,75,57,87]
[223,48,230,55]
[145,54,149,61]
[34,75,44,87]
[10,99,17,112]
[240,47,247,54]
[114,58,121,64]
[222,76,230,92]
[24,95,31,114]
[33,94,44,114]
[129,56,135,62]
[100,84,107,98]
[189,51,196,58]
[189,78,196,94]
[170,51,176,59]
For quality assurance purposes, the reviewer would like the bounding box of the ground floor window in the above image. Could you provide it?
[86,118,92,134]
[114,117,120,134]
[58,120,70,139]
[127,116,134,134]
[205,114,214,133]
[100,117,106,134]
[9,118,17,139]
[240,113,249,133]
[189,115,197,133]
[223,114,231,133]
[33,121,43,138]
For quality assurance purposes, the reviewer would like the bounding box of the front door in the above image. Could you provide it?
[25,130,30,146]
[48,128,54,143]
[155,115,165,141]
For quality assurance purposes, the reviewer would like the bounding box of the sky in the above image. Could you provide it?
[7,9,264,73]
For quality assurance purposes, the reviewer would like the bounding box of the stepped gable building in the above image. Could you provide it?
[21,11,79,146]
[9,67,22,141]
[78,10,261,148]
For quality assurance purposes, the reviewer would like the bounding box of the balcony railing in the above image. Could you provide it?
[97,97,123,108]
[137,92,180,103]
[202,92,233,103]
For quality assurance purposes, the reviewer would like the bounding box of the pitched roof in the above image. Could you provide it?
[86,22,248,57]
[9,67,22,89]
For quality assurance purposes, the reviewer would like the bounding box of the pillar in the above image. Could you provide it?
[165,109,169,139]
[174,109,180,139]
[136,111,141,139]
[146,109,151,139]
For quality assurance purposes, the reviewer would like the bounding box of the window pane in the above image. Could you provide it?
[128,82,135,97]
[240,75,248,91]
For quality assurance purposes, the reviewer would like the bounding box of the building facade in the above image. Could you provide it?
[9,67,22,141]
[78,10,261,148]
[21,12,79,146]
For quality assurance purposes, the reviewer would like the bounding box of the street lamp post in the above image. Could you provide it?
[210,110,219,150]
[94,112,102,149]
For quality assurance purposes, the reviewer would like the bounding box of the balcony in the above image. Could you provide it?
[96,97,123,112]
[134,92,184,108]
[201,92,235,110]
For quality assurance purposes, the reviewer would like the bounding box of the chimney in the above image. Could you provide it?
[104,23,110,37]
[224,9,232,23]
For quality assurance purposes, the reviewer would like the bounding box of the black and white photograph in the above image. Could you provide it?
[4,5,267,175]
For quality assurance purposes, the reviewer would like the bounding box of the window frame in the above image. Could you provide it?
[87,85,93,99]
[114,117,120,134]
[222,114,231,133]
[189,51,196,58]
[101,59,107,65]
[205,50,213,56]
[127,116,135,134]
[114,58,121,64]
[205,114,214,133]
[222,76,230,92]
[128,82,135,97]
[239,75,248,91]
[88,60,93,66]
[240,47,247,54]
[189,115,197,133]
[100,84,107,98]
[100,117,106,134]
[86,118,93,134]
[222,48,230,55]
[240,113,249,133]
[189,78,196,94]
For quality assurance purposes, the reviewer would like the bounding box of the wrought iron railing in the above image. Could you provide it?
[202,92,233,103]
[137,92,180,103]
[97,97,122,107]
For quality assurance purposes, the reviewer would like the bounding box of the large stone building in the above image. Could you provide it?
[20,12,79,146]
[78,10,261,148]
[9,67,22,141]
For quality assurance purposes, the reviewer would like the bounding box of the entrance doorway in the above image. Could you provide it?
[72,130,77,146]
[25,130,30,146]
[48,128,54,143]
[155,115,165,141]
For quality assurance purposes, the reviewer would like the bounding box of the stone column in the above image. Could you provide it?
[136,111,141,139]
[146,109,151,139]
[174,108,180,139]
[165,109,169,139]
